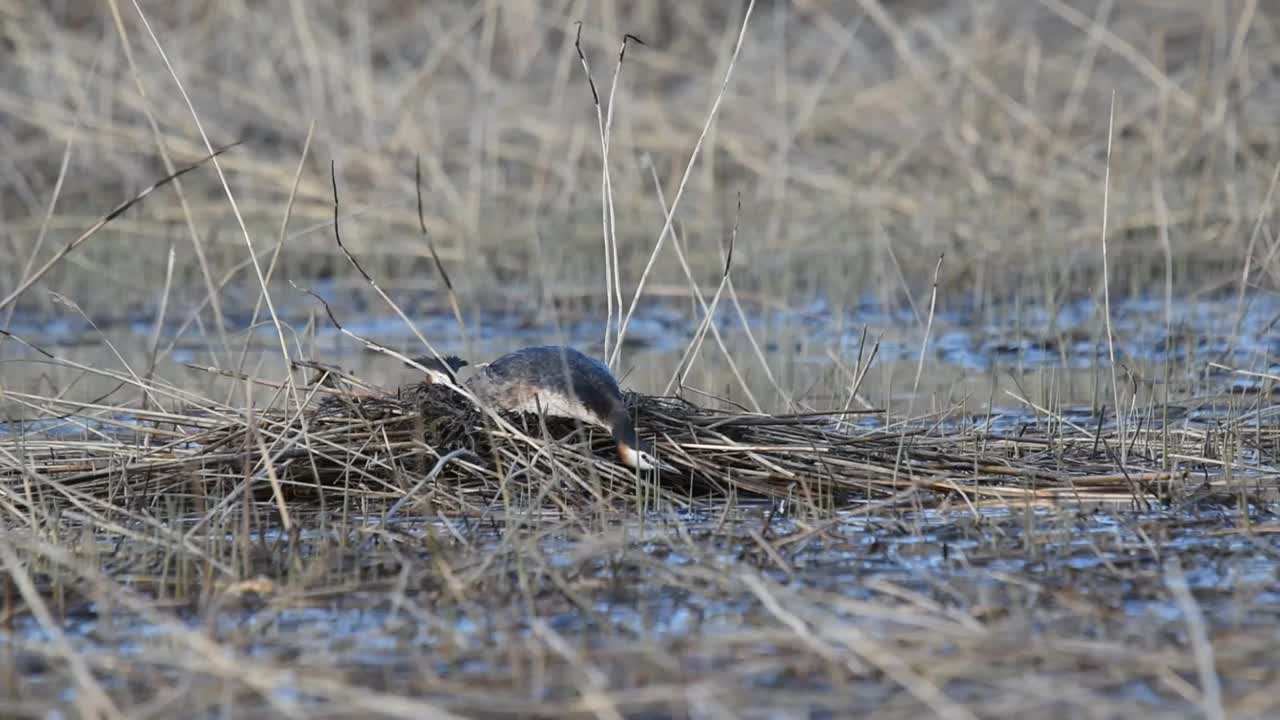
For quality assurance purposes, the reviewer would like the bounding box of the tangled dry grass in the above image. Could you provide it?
[7,356,1278,519]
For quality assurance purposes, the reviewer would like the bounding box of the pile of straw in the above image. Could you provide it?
[7,364,1265,518]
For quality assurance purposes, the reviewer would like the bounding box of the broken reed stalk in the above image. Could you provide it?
[0,142,243,316]
[573,22,620,363]
[665,193,740,397]
[611,0,759,370]
[643,163,768,412]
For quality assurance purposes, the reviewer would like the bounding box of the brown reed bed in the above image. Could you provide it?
[4,361,1276,523]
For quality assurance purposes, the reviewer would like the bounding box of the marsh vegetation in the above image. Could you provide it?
[3,2,1280,717]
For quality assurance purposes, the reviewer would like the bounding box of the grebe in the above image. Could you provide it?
[462,345,656,470]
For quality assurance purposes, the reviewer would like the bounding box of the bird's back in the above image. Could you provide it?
[466,345,623,427]
[465,345,653,468]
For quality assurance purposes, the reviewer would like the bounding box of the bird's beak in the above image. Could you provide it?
[617,442,659,471]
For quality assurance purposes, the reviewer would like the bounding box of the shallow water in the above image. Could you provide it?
[5,507,1279,716]
[3,292,1278,419]
[8,288,1279,365]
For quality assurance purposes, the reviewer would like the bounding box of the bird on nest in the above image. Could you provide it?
[415,345,658,470]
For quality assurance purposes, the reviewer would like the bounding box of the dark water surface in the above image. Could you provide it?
[3,291,1278,413]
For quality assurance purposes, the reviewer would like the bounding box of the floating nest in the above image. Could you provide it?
[4,363,1275,515]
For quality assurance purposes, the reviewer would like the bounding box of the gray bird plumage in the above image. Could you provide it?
[464,345,652,468]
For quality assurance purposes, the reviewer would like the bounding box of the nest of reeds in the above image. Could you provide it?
[107,364,1253,516]
[8,353,1272,518]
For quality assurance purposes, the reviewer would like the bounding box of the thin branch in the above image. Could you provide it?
[0,142,243,315]
[416,155,468,340]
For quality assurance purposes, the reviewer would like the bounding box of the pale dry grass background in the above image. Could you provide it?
[4,2,1279,323]
[3,2,1280,718]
